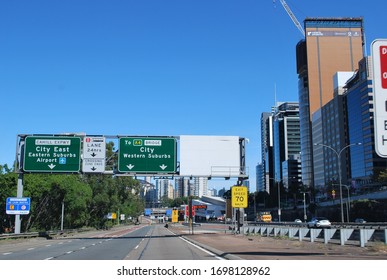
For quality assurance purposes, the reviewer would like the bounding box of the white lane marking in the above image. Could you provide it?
[165,228,224,260]
[178,236,225,260]
[134,238,145,250]
[66,251,73,254]
[45,257,54,260]
[3,252,12,255]
[27,248,35,251]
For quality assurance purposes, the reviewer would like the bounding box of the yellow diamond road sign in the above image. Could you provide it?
[231,186,248,208]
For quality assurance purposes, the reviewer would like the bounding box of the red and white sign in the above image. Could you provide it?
[380,45,387,89]
[82,136,106,172]
[372,39,387,157]
[185,205,195,217]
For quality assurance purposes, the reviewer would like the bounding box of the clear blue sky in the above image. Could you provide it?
[1,0,386,190]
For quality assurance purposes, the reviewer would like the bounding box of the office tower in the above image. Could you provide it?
[346,57,387,187]
[312,72,354,194]
[296,18,364,187]
[272,102,301,189]
[260,102,301,196]
[260,112,274,194]
[256,163,264,192]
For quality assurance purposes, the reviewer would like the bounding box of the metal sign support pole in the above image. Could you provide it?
[14,173,24,234]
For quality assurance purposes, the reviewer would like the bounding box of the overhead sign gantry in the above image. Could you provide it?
[17,134,248,179]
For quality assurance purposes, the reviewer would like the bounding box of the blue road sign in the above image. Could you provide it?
[6,197,31,215]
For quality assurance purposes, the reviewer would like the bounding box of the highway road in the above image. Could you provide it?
[0,224,223,260]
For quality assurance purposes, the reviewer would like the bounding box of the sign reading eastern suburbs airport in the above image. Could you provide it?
[23,136,81,172]
[118,137,176,173]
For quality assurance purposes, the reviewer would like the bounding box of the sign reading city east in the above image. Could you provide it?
[23,136,81,172]
[118,137,176,173]
[231,186,248,208]
[6,197,31,215]
[82,136,106,173]
[372,39,387,157]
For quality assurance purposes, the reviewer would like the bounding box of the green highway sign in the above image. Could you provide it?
[23,136,81,172]
[118,137,176,173]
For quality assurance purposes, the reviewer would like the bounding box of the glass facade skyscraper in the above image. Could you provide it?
[345,57,387,187]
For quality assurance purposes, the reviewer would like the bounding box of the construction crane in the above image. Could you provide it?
[273,0,305,37]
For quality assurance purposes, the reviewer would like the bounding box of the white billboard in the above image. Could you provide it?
[179,135,243,177]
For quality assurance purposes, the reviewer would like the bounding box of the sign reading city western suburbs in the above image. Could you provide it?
[23,136,81,172]
[82,136,106,173]
[118,137,176,173]
[372,39,387,157]
[231,186,248,208]
[6,197,31,215]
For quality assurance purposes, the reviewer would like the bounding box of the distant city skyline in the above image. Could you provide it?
[1,1,387,191]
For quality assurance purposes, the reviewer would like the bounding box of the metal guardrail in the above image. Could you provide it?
[250,221,387,229]
[243,224,387,247]
[0,228,93,241]
[0,232,40,240]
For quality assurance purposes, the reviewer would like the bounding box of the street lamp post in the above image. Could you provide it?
[333,183,351,223]
[277,180,281,222]
[301,192,307,222]
[343,184,351,223]
[269,177,286,222]
[314,142,361,223]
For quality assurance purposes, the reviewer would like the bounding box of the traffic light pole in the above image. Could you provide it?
[188,196,193,235]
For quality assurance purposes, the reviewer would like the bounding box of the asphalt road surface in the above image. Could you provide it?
[0,224,222,260]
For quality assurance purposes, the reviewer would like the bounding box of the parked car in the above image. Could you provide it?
[354,218,366,223]
[307,217,331,228]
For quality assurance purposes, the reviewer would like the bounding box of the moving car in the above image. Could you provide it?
[294,219,302,223]
[307,217,331,228]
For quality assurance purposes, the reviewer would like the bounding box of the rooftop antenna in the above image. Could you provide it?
[274,83,277,106]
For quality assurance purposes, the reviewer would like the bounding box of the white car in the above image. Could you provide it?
[307,217,331,228]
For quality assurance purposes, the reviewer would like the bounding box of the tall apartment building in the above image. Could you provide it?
[296,18,364,187]
[193,177,208,197]
[156,179,169,200]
